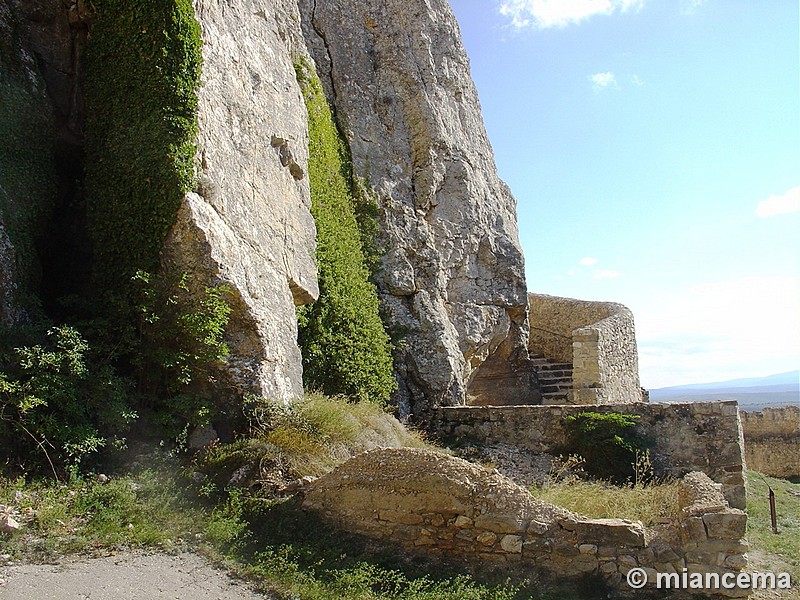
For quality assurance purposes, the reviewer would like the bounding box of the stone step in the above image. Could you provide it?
[531,354,573,403]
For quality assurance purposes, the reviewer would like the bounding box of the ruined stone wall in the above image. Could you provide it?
[740,406,800,479]
[303,448,749,598]
[436,401,746,509]
[528,293,641,405]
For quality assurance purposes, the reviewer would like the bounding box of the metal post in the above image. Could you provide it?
[769,486,778,534]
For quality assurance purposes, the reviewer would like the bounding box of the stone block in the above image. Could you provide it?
[724,553,747,569]
[681,516,707,542]
[476,531,497,546]
[500,534,523,553]
[566,556,598,574]
[578,544,597,555]
[527,520,548,535]
[600,561,618,574]
[574,518,646,547]
[454,515,473,528]
[474,515,526,533]
[427,513,445,527]
[702,510,747,540]
[379,510,423,525]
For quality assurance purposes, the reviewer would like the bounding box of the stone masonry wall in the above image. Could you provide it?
[740,406,800,479]
[528,293,641,405]
[436,401,747,509]
[303,448,749,598]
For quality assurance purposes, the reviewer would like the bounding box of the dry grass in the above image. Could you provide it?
[530,478,683,525]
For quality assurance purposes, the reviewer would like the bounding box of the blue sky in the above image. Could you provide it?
[447,0,799,388]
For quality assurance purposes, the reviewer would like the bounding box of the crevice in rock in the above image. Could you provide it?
[309,0,341,125]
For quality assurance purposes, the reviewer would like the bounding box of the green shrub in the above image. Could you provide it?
[83,0,202,293]
[0,325,136,475]
[562,411,647,483]
[294,59,396,405]
[131,270,233,436]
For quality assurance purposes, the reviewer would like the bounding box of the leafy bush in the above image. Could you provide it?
[294,59,396,405]
[131,270,233,437]
[562,411,647,483]
[0,326,136,476]
[84,0,202,292]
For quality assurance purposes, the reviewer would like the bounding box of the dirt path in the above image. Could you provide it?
[0,552,273,600]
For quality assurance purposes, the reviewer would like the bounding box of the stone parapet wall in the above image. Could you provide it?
[303,448,749,598]
[436,401,746,509]
[528,293,641,404]
[740,406,800,478]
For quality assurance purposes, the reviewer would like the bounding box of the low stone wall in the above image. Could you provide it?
[303,448,749,598]
[436,401,746,509]
[740,406,800,478]
[528,293,641,404]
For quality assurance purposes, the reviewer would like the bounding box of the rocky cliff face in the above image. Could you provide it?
[1,0,534,415]
[299,0,535,415]
[164,0,319,403]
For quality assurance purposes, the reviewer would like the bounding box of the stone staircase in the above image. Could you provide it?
[531,354,573,404]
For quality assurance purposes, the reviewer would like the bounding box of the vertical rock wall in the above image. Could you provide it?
[298,0,535,416]
[163,0,320,403]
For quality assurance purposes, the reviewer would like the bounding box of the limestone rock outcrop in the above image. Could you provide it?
[298,0,536,415]
[2,0,536,414]
[163,0,320,402]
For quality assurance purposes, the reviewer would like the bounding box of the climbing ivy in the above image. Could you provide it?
[0,24,57,313]
[294,59,396,405]
[83,0,202,292]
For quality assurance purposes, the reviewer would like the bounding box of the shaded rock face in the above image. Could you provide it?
[163,0,320,402]
[298,0,535,415]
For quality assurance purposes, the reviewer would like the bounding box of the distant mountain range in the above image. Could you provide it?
[649,370,799,412]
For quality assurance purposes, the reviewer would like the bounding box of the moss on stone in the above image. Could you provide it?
[83,0,202,292]
[295,59,396,405]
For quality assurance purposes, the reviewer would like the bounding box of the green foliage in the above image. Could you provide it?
[562,411,647,483]
[0,43,57,308]
[83,0,202,292]
[294,59,396,405]
[132,270,232,435]
[0,326,136,476]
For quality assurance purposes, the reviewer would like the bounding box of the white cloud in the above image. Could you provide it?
[579,257,599,266]
[499,0,644,29]
[630,74,644,86]
[589,71,618,91]
[755,186,800,218]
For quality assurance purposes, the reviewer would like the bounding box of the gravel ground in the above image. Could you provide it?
[0,552,273,600]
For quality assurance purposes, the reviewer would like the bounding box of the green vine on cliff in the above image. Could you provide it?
[294,58,396,405]
[83,0,203,292]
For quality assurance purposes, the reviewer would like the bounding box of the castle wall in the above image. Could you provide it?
[740,406,800,479]
[528,293,641,405]
[436,401,747,509]
[304,448,750,598]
